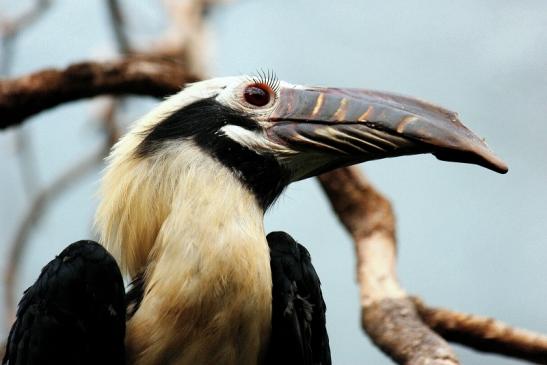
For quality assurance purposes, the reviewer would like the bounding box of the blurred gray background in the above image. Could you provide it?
[1,1,546,364]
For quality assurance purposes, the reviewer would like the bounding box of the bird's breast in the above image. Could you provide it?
[103,144,274,364]
[125,223,272,365]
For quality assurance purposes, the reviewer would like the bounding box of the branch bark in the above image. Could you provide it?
[0,57,199,128]
[413,297,547,364]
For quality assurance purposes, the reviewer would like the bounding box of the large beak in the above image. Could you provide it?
[266,86,508,178]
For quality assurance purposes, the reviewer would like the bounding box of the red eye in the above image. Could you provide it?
[244,84,271,107]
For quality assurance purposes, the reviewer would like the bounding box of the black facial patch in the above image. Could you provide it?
[137,97,290,209]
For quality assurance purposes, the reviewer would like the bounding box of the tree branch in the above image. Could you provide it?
[413,297,547,364]
[318,167,459,365]
[318,167,547,364]
[105,0,132,55]
[0,57,199,129]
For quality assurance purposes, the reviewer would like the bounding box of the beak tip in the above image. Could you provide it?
[488,163,509,174]
[489,158,509,174]
[474,143,509,174]
[433,146,508,174]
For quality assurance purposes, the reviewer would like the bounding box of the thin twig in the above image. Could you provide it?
[1,2,48,304]
[4,147,105,328]
[99,98,123,145]
[0,0,52,38]
[102,0,130,169]
[0,0,52,73]
[104,0,134,153]
[0,0,53,195]
[3,107,123,332]
[13,131,40,196]
[151,0,214,75]
[105,0,132,55]
[3,96,123,330]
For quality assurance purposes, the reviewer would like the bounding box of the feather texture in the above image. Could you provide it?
[2,241,125,365]
[267,231,331,365]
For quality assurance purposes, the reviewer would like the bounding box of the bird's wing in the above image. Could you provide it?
[3,240,126,365]
[266,231,331,365]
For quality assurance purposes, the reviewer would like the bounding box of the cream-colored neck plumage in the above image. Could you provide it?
[96,139,272,365]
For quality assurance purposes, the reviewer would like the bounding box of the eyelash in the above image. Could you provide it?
[250,69,280,95]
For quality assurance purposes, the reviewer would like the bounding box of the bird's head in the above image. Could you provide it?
[139,75,506,203]
[97,75,507,275]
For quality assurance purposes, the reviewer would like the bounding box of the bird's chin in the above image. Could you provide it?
[279,148,385,182]
[288,158,355,181]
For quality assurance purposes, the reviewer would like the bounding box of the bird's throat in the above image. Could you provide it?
[116,143,272,365]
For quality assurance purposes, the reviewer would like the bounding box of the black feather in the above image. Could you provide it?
[2,241,125,365]
[267,231,331,365]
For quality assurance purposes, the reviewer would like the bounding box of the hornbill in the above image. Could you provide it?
[3,75,507,365]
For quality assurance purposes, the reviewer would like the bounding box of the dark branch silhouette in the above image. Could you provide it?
[0,57,199,128]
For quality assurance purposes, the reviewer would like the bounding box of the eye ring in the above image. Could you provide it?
[243,83,272,107]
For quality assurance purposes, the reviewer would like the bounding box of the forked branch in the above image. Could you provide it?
[318,167,547,364]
